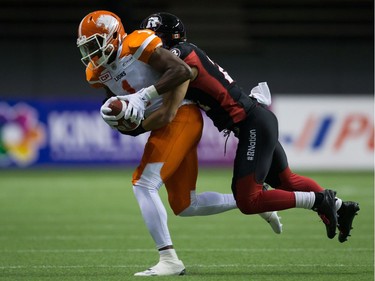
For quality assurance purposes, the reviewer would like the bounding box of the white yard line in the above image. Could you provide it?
[0,234,372,240]
[0,264,371,270]
[0,247,372,253]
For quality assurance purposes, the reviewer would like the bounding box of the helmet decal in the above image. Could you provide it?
[140,12,186,49]
[96,14,118,34]
[145,16,162,29]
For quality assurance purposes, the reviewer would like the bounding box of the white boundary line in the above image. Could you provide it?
[0,234,372,240]
[0,264,371,270]
[0,247,372,253]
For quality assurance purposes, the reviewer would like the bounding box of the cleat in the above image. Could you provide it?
[134,259,186,276]
[314,189,338,239]
[337,201,360,243]
[261,183,283,234]
[259,211,283,234]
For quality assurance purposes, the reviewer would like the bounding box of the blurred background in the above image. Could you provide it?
[1,0,373,97]
[0,0,374,170]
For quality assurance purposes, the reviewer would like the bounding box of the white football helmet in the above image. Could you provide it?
[77,10,127,69]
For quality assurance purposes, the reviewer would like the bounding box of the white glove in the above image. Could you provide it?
[250,82,272,106]
[100,96,126,128]
[118,85,159,123]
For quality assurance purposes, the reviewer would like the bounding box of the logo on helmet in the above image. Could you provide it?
[146,16,162,29]
[96,15,118,34]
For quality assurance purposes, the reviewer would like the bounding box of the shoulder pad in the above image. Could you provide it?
[122,30,162,62]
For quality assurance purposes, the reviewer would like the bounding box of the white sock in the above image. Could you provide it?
[178,191,237,216]
[133,185,172,249]
[335,197,343,211]
[294,191,315,209]
[159,249,179,261]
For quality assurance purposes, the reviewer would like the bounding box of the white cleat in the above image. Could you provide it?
[260,183,283,234]
[259,211,283,234]
[134,259,186,276]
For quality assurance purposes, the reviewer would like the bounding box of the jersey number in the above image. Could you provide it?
[207,56,234,84]
[122,80,136,93]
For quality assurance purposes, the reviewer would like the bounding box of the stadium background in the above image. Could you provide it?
[0,1,374,280]
[0,0,373,169]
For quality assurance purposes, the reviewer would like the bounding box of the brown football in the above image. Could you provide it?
[108,99,140,131]
[108,99,123,116]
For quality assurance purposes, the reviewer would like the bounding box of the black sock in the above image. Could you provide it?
[312,192,324,209]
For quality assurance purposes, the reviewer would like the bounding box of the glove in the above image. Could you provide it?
[100,96,126,128]
[118,85,159,123]
[250,82,272,106]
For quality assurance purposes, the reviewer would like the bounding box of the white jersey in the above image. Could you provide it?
[85,30,165,117]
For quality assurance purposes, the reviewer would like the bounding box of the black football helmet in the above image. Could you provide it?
[140,12,186,49]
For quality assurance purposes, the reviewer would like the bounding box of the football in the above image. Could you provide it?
[107,98,140,131]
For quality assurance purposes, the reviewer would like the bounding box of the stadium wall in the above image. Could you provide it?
[0,95,373,170]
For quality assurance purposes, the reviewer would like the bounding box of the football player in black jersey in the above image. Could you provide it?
[138,11,359,241]
[123,11,360,273]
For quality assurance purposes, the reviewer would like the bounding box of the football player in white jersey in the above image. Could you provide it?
[77,10,282,277]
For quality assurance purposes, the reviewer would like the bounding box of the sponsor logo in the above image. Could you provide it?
[121,54,134,67]
[281,114,374,152]
[99,71,112,83]
[170,48,181,57]
[0,103,46,167]
[247,129,256,161]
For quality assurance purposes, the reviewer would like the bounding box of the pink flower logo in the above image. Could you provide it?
[0,103,46,166]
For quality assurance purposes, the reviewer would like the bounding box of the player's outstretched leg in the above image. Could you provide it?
[337,201,360,243]
[313,189,338,239]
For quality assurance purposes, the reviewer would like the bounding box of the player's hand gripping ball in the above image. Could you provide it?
[108,99,141,131]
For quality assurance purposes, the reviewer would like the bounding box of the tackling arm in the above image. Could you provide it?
[149,47,192,94]
[142,80,190,131]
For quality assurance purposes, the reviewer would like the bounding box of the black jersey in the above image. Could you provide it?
[170,42,256,131]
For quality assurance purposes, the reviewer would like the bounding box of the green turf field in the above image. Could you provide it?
[0,168,373,281]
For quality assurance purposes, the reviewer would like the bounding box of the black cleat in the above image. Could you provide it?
[337,201,360,243]
[314,189,338,239]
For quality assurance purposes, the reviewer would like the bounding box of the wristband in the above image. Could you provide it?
[143,85,159,101]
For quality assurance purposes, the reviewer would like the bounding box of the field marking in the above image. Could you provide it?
[0,247,372,253]
[0,263,372,270]
[0,234,372,240]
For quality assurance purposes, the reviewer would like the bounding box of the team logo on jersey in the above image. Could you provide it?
[114,71,126,81]
[145,16,162,29]
[170,48,181,57]
[99,71,112,83]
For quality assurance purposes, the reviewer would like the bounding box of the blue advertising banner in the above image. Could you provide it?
[3,96,371,169]
[0,100,143,167]
[0,100,236,168]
